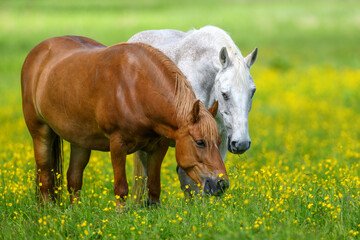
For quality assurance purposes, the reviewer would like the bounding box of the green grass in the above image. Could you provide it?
[1,0,360,239]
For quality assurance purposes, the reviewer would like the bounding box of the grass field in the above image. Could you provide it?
[1,0,360,239]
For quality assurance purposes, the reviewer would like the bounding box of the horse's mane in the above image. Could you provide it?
[186,26,250,87]
[138,43,219,144]
[175,72,219,145]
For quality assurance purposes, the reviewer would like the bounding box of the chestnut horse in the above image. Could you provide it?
[21,36,228,206]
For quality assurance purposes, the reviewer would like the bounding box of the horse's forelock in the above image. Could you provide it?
[174,73,219,144]
[232,58,252,86]
[197,104,219,146]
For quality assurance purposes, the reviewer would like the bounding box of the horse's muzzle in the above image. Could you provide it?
[228,139,251,154]
[203,177,229,196]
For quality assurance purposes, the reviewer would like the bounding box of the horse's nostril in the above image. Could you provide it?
[218,179,224,190]
[217,178,229,192]
[204,177,229,196]
[230,141,238,149]
[237,141,251,152]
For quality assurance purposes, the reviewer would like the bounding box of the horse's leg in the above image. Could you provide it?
[146,139,169,205]
[67,144,91,203]
[131,151,148,204]
[32,124,57,203]
[110,133,128,209]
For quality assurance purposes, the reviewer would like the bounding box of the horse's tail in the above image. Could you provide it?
[131,153,147,205]
[52,134,63,202]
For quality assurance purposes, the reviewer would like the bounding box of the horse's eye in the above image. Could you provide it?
[222,92,229,100]
[251,89,256,98]
[195,140,206,148]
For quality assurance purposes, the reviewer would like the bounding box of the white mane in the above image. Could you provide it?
[190,26,243,55]
[187,26,250,87]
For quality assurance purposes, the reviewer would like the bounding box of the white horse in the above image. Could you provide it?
[128,26,257,196]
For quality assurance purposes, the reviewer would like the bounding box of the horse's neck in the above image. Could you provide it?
[146,74,193,141]
[163,35,222,109]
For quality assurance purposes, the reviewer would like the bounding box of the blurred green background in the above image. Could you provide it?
[1,0,359,120]
[1,0,359,71]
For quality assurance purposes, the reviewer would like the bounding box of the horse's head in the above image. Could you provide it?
[174,100,228,196]
[214,46,258,154]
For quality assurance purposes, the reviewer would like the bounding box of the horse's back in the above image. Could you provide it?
[21,36,107,140]
[21,35,105,95]
[128,27,223,105]
[128,29,186,48]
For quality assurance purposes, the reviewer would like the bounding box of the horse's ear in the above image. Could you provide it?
[191,100,201,123]
[219,47,230,68]
[208,101,218,118]
[245,48,258,68]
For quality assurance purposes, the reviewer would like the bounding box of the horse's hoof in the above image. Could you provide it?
[144,199,160,208]
[116,203,129,214]
[116,206,129,214]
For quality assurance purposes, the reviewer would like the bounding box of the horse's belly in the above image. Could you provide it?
[36,92,109,151]
[47,115,110,151]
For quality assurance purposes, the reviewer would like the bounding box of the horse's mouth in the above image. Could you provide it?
[203,176,229,196]
[228,147,248,154]
[227,140,251,154]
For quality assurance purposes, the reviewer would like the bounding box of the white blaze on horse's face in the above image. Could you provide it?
[215,47,258,154]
